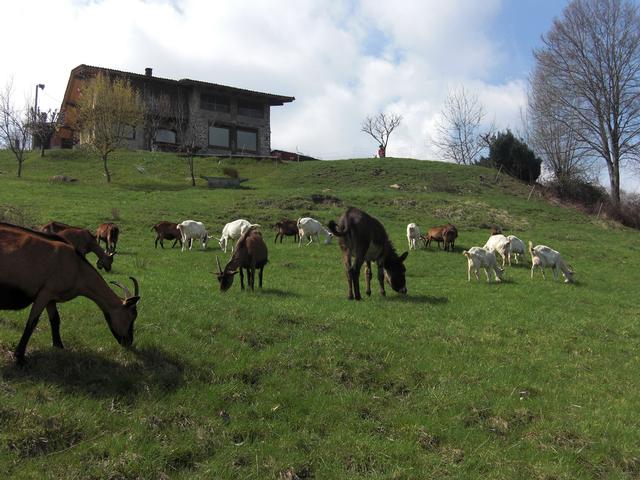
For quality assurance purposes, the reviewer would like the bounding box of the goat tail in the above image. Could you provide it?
[327,220,347,237]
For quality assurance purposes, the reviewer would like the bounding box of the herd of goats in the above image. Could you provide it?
[0,206,573,363]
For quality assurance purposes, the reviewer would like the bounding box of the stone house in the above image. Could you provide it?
[53,64,295,156]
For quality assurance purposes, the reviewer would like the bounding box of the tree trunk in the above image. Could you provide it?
[607,161,621,208]
[17,156,23,178]
[40,144,45,157]
[189,157,195,187]
[102,153,111,183]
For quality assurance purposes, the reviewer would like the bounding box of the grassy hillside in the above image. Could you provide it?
[0,150,639,479]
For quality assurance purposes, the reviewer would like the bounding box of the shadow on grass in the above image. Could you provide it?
[387,294,448,304]
[2,345,186,400]
[255,288,301,297]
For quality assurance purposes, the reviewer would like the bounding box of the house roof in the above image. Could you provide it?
[67,64,295,106]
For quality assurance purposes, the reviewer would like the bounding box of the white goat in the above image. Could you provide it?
[507,235,526,264]
[529,241,574,283]
[406,223,421,250]
[463,247,504,283]
[297,217,333,246]
[178,220,209,252]
[219,219,260,253]
[483,234,511,267]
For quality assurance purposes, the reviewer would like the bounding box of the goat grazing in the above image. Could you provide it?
[483,234,511,267]
[0,222,140,362]
[328,207,408,300]
[297,217,333,246]
[406,223,421,250]
[463,247,504,283]
[215,226,268,291]
[178,220,210,251]
[443,224,458,252]
[219,219,258,253]
[274,219,299,244]
[152,221,182,249]
[422,225,447,249]
[529,241,574,283]
[42,221,115,272]
[507,235,526,264]
[96,223,119,253]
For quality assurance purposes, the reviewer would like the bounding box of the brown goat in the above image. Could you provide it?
[274,219,299,244]
[490,226,503,235]
[0,222,140,363]
[96,223,119,253]
[152,221,182,249]
[41,221,115,272]
[328,207,408,300]
[421,225,447,249]
[443,224,458,252]
[215,226,268,291]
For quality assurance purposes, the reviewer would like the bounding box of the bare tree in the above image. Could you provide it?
[0,81,30,177]
[76,73,144,183]
[144,93,172,151]
[528,68,593,182]
[174,97,206,187]
[533,0,640,206]
[432,86,489,165]
[361,112,402,156]
[30,108,62,157]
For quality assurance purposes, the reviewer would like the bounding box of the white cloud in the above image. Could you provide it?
[2,0,529,162]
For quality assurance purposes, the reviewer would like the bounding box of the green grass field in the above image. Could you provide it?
[0,150,639,479]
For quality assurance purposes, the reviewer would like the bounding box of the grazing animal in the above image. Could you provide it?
[0,222,140,362]
[274,219,299,244]
[422,225,450,249]
[96,223,119,253]
[151,221,182,249]
[177,220,210,252]
[219,219,257,253]
[529,241,574,283]
[328,207,408,300]
[490,226,503,235]
[406,223,421,250]
[507,235,526,264]
[443,224,458,252]
[463,247,504,283]
[297,217,333,246]
[483,234,511,268]
[41,221,115,272]
[215,226,268,291]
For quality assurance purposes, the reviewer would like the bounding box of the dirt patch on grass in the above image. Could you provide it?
[0,204,37,228]
[7,415,84,458]
[435,201,529,230]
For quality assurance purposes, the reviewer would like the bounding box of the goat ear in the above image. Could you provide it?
[124,296,140,307]
[399,251,408,262]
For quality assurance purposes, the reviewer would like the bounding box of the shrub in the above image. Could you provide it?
[479,130,542,184]
[223,167,239,179]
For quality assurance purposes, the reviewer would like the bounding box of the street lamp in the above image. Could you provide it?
[33,84,44,149]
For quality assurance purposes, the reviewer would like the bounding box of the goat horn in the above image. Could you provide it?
[110,280,131,298]
[129,276,140,297]
[216,256,223,274]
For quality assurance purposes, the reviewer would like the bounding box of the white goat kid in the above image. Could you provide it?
[463,247,504,283]
[177,220,209,252]
[529,242,574,283]
[219,219,259,253]
[483,234,511,267]
[297,217,333,247]
[507,235,526,264]
[406,223,421,250]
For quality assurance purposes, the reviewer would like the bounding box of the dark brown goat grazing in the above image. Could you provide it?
[274,219,299,244]
[490,226,503,235]
[443,224,458,252]
[328,207,408,300]
[96,223,119,253]
[152,221,182,249]
[0,222,140,363]
[215,226,268,291]
[41,221,115,271]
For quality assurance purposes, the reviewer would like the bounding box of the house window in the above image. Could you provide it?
[120,125,136,140]
[209,125,231,148]
[155,129,176,144]
[238,99,263,118]
[201,94,230,113]
[237,128,258,152]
